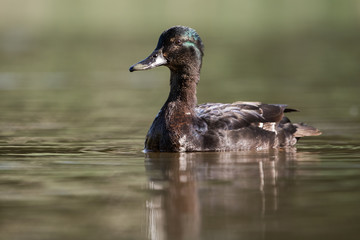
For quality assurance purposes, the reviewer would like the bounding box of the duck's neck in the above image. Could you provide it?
[165,69,199,110]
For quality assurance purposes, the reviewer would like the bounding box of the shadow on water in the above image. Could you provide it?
[144,150,309,240]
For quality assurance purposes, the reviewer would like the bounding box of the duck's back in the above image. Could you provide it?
[191,101,320,151]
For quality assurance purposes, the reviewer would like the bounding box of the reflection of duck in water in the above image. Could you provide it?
[130,26,321,152]
[145,151,300,240]
[146,153,201,240]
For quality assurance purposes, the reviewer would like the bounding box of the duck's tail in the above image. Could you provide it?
[293,122,322,138]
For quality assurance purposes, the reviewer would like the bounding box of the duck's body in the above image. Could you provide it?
[130,26,321,152]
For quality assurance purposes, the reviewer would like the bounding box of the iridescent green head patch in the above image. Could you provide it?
[183,27,200,42]
[156,26,204,57]
[181,27,203,58]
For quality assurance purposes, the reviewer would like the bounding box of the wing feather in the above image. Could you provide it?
[196,102,293,131]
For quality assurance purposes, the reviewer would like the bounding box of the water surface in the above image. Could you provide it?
[0,70,359,240]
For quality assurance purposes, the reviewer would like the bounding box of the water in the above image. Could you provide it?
[0,69,359,240]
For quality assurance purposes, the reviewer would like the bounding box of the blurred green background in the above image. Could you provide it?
[1,0,359,74]
[0,0,359,140]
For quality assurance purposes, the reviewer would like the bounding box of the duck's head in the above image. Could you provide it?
[129,26,204,73]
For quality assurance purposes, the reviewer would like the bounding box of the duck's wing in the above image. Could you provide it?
[196,102,293,131]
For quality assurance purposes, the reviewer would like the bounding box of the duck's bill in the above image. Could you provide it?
[129,50,167,72]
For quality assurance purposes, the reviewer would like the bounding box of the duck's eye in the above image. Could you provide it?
[176,39,182,45]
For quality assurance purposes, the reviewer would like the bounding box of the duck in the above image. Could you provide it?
[129,26,321,152]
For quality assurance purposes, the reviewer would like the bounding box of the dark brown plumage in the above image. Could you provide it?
[129,26,321,152]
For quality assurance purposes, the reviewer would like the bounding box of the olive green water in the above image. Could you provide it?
[1,1,360,240]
